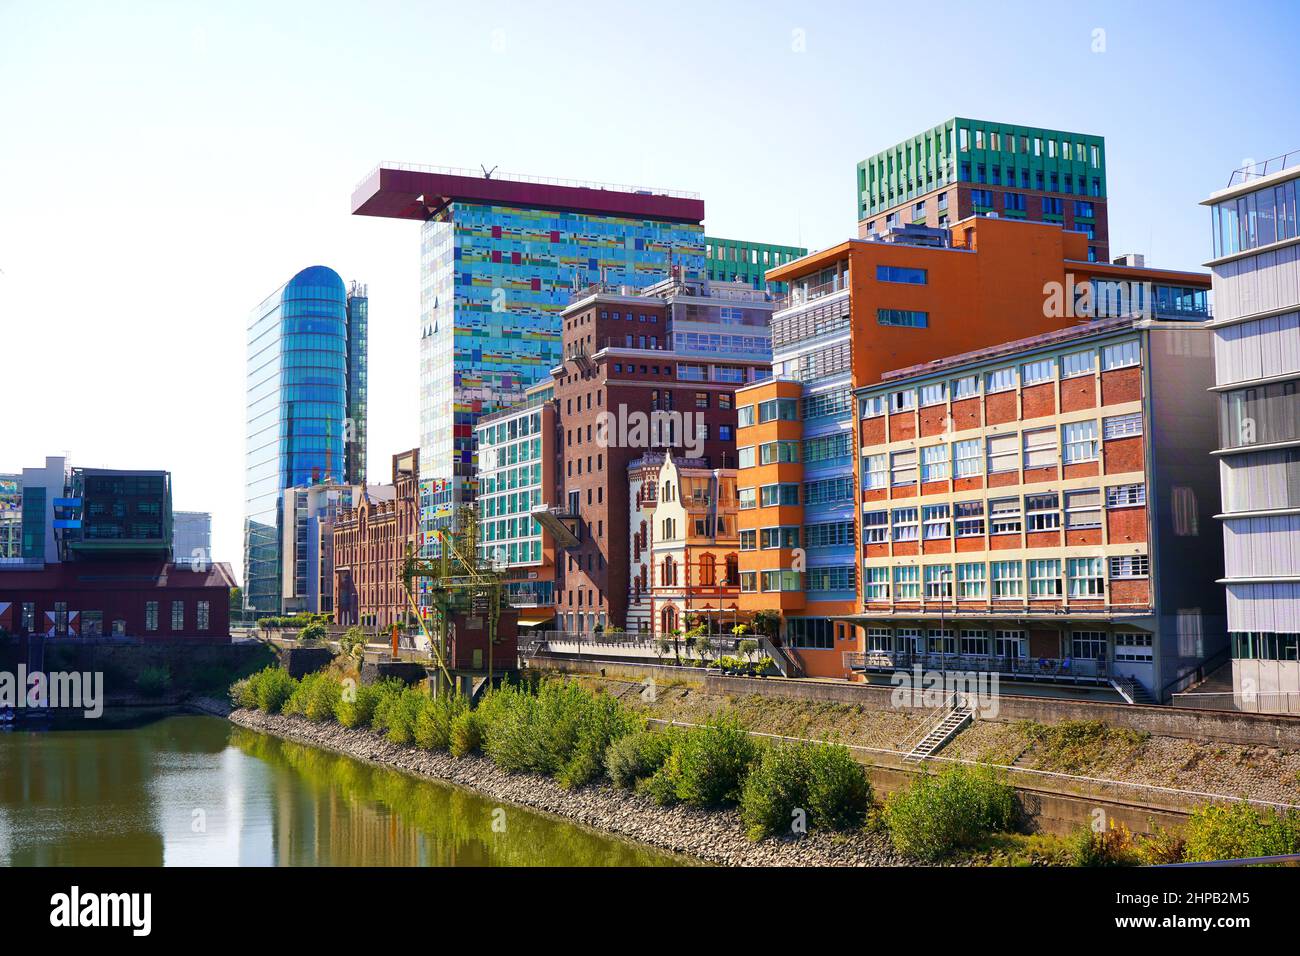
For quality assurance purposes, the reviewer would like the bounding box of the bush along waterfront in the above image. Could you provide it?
[229,666,1300,864]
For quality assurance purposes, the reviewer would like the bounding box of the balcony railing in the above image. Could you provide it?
[774,278,849,313]
[845,650,1112,682]
[1227,149,1300,187]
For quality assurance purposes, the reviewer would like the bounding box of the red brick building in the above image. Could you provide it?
[846,315,1226,701]
[333,449,420,631]
[549,276,773,633]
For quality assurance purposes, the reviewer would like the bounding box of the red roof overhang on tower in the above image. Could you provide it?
[350,164,705,224]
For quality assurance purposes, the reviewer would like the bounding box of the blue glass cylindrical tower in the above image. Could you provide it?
[244,265,348,613]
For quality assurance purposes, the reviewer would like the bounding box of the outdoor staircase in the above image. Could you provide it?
[759,636,804,678]
[1111,676,1156,705]
[903,695,974,764]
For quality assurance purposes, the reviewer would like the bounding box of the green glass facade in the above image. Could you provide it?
[857,118,1107,220]
[704,236,807,290]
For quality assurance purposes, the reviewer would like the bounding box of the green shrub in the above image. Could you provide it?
[1067,822,1140,866]
[245,666,297,714]
[660,714,758,808]
[739,741,873,841]
[805,742,872,832]
[450,709,482,758]
[230,677,255,710]
[883,765,1019,862]
[414,692,468,751]
[1183,803,1300,862]
[135,665,172,698]
[606,729,677,789]
[371,683,426,745]
[335,681,381,728]
[1136,826,1187,866]
[284,671,342,721]
[638,766,680,806]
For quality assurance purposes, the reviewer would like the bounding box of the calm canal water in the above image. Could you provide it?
[0,715,684,866]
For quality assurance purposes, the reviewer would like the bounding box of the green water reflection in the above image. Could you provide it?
[0,716,684,867]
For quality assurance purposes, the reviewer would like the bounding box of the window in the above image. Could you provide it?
[760,484,800,507]
[995,630,1025,658]
[954,500,985,536]
[806,521,854,548]
[740,572,757,593]
[877,265,928,284]
[1022,428,1058,469]
[757,398,798,423]
[864,567,890,600]
[878,308,929,328]
[867,626,892,651]
[1101,340,1140,370]
[1021,358,1055,385]
[737,405,755,428]
[893,565,920,600]
[802,387,852,420]
[954,439,982,477]
[1114,633,1153,662]
[171,601,184,631]
[762,570,802,592]
[890,389,917,412]
[952,375,979,399]
[719,425,732,441]
[1109,555,1150,578]
[1063,420,1099,463]
[891,450,917,486]
[1106,483,1146,508]
[957,563,986,599]
[1028,559,1062,597]
[928,628,956,654]
[922,504,951,539]
[1025,492,1060,532]
[760,527,800,550]
[1071,631,1108,660]
[1061,350,1095,378]
[986,367,1017,393]
[921,445,950,482]
[808,566,855,591]
[738,446,755,469]
[802,434,850,463]
[739,529,756,551]
[145,601,159,632]
[695,391,710,408]
[803,476,854,505]
[863,453,888,489]
[860,395,885,419]
[862,510,889,544]
[892,507,919,541]
[991,560,1023,599]
[197,601,210,631]
[990,498,1021,534]
[1067,557,1105,597]
[738,487,756,510]
[761,440,800,464]
[919,382,947,407]
[787,618,835,649]
[960,629,990,655]
[987,433,1019,474]
[1064,489,1102,528]
[1103,413,1143,440]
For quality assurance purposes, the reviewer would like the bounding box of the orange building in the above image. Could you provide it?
[735,216,1213,679]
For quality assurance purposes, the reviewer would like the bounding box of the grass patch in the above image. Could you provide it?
[1017,719,1148,774]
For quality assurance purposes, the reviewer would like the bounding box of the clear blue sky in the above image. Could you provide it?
[3,0,1298,580]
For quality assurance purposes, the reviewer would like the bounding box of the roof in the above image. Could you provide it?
[0,560,236,591]
[351,163,705,224]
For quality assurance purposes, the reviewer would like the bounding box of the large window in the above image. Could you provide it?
[1063,420,1099,463]
[991,561,1023,599]
[760,484,800,507]
[1219,381,1300,449]
[1061,350,1095,379]
[1025,492,1060,532]
[761,570,803,592]
[1106,483,1146,508]
[1109,555,1150,579]
[864,567,889,600]
[987,434,1019,474]
[805,521,854,548]
[893,565,920,600]
[957,562,986,599]
[1103,413,1143,440]
[922,504,951,539]
[1023,427,1058,469]
[877,264,928,284]
[862,511,889,544]
[955,500,985,536]
[1071,631,1108,660]
[986,367,1017,394]
[787,618,835,649]
[863,454,888,489]
[1067,557,1105,597]
[892,507,919,541]
[878,308,929,328]
[761,440,800,464]
[757,398,798,423]
[989,497,1021,535]
[1211,177,1300,258]
[1022,358,1055,385]
[1101,340,1140,370]
[1028,559,1063,597]
[891,450,918,486]
[954,439,982,477]
[808,566,855,591]
[1064,489,1102,529]
[803,477,854,505]
[921,445,950,482]
[802,434,849,463]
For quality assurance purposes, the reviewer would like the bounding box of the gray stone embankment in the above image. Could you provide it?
[228,707,910,867]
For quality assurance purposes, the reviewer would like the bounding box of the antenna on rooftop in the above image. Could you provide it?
[481,164,498,180]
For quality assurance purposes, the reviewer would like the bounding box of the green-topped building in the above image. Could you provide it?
[705,236,807,291]
[856,118,1109,262]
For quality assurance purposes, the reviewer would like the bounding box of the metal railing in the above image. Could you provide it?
[1228,149,1300,187]
[844,650,1110,681]
[774,278,849,313]
[1169,691,1300,715]
[355,161,700,200]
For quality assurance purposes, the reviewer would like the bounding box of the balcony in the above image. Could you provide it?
[774,278,849,313]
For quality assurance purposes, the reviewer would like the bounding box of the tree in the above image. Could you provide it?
[300,621,328,644]
[229,586,243,613]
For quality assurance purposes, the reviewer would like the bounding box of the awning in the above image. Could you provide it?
[517,614,555,627]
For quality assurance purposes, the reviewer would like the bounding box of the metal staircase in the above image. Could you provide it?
[1111,676,1156,705]
[902,693,974,764]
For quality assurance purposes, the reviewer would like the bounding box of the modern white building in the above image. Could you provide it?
[1203,153,1300,712]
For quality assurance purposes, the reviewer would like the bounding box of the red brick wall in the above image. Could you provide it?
[919,405,948,437]
[1107,506,1148,543]
[951,397,981,431]
[985,391,1017,425]
[889,412,916,441]
[1021,382,1056,420]
[1103,435,1144,474]
[1060,376,1097,412]
[1101,367,1142,407]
